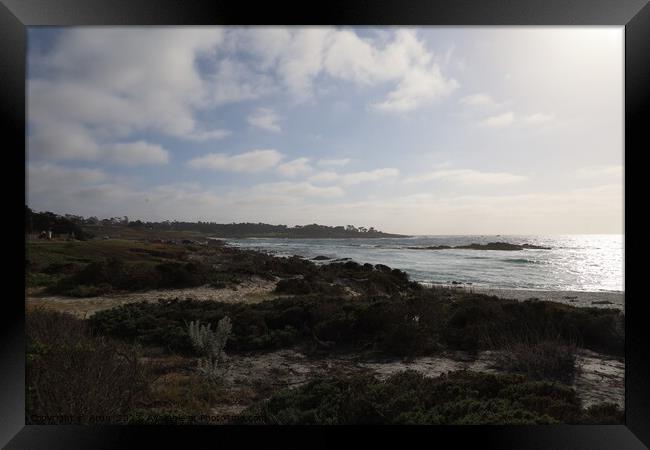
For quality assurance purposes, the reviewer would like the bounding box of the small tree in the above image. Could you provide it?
[188,317,232,381]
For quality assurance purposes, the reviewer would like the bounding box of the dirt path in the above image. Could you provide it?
[574,350,625,409]
[26,276,279,318]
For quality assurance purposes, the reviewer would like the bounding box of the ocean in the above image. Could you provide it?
[226,235,624,292]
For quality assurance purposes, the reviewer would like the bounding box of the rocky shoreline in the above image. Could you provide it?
[407,241,552,251]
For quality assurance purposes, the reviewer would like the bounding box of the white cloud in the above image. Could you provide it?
[339,168,400,185]
[405,168,526,185]
[225,28,292,69]
[187,149,283,172]
[252,181,344,199]
[471,111,553,128]
[25,25,463,213]
[28,169,226,221]
[576,165,623,178]
[277,158,312,177]
[373,66,458,112]
[29,120,102,161]
[460,93,496,107]
[309,168,400,186]
[184,129,231,141]
[308,171,341,183]
[29,29,227,140]
[324,29,435,85]
[231,27,457,111]
[27,28,242,169]
[28,163,107,192]
[28,27,459,166]
[210,58,275,105]
[317,158,351,167]
[247,107,282,133]
[276,28,332,100]
[522,112,554,125]
[321,29,379,84]
[346,29,460,112]
[28,121,169,166]
[104,141,169,166]
[479,112,515,128]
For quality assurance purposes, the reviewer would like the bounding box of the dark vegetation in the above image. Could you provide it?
[26,239,197,294]
[85,221,406,240]
[493,337,580,384]
[89,289,623,358]
[25,205,406,239]
[28,239,420,298]
[236,370,623,425]
[26,308,622,425]
[26,309,152,423]
[26,309,238,424]
[48,258,223,297]
[163,222,407,238]
[25,206,91,240]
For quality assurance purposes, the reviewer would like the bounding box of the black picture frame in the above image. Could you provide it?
[2,0,648,448]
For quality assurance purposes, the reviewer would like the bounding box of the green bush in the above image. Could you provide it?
[437,294,623,356]
[48,258,217,296]
[89,288,624,358]
[235,370,622,425]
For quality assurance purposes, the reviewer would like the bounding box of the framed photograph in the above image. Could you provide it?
[3,0,648,447]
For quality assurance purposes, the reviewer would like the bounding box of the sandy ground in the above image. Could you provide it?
[432,285,624,310]
[181,347,622,416]
[27,281,625,320]
[26,276,279,318]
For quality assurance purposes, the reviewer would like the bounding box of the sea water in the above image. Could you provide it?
[226,235,623,292]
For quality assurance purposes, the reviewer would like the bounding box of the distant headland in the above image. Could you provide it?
[25,206,408,239]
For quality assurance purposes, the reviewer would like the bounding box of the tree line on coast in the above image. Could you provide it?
[25,205,405,239]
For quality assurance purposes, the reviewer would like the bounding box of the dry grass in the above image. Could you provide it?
[147,373,223,412]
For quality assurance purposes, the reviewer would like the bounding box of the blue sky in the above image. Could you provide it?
[26,27,623,234]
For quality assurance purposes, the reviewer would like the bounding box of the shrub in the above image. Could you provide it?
[494,337,580,384]
[436,294,624,356]
[155,262,205,289]
[235,370,622,425]
[188,317,232,381]
[26,309,152,423]
[275,277,346,296]
[381,317,437,356]
[48,258,216,296]
[275,278,313,295]
[90,289,624,359]
[582,402,625,424]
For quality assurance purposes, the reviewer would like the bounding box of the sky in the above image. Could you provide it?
[26,26,624,235]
